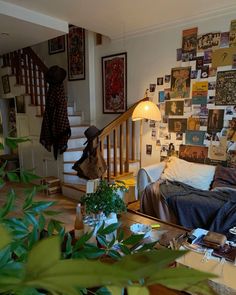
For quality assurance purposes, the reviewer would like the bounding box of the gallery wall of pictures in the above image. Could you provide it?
[145,19,236,167]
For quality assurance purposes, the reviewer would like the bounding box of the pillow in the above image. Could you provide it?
[211,165,236,189]
[161,156,216,190]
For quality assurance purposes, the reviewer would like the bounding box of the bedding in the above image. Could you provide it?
[140,180,236,238]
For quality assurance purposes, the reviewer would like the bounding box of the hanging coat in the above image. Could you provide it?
[40,66,71,159]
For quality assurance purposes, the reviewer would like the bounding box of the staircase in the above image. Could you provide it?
[1,47,142,201]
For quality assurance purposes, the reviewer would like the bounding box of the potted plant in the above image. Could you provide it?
[80,179,127,218]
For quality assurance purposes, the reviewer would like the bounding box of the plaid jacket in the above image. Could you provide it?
[40,84,71,159]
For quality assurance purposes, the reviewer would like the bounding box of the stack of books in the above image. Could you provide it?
[41,176,61,195]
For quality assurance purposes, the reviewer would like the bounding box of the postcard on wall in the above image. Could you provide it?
[208,137,227,161]
[207,109,224,133]
[168,118,187,133]
[197,32,221,52]
[182,27,198,60]
[203,50,212,64]
[200,65,209,79]
[215,70,236,105]
[187,116,200,131]
[146,144,152,155]
[164,88,171,100]
[179,144,208,164]
[208,67,217,77]
[229,19,236,47]
[227,118,236,141]
[158,91,165,103]
[195,56,204,70]
[212,47,236,68]
[165,75,171,84]
[232,54,236,69]
[220,32,229,48]
[170,67,191,98]
[165,100,184,116]
[149,84,156,92]
[192,81,208,105]
[186,130,205,146]
[157,77,163,85]
[176,48,182,61]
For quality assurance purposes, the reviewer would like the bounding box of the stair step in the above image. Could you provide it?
[70,125,89,137]
[67,136,86,149]
[105,171,134,180]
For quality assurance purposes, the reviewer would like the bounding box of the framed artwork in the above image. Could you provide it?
[2,75,10,94]
[67,25,85,81]
[102,52,127,113]
[165,100,184,116]
[48,35,65,55]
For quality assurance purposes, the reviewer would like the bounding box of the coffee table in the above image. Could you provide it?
[120,209,189,247]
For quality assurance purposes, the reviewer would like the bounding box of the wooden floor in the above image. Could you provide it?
[0,182,78,232]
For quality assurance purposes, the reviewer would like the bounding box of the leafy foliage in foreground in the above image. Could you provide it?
[0,137,215,295]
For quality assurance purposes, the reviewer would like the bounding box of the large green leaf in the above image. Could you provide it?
[26,236,60,276]
[146,267,216,290]
[0,225,11,250]
[7,172,20,182]
[115,250,187,277]
[0,142,4,150]
[20,170,41,183]
[0,189,16,218]
[127,286,149,295]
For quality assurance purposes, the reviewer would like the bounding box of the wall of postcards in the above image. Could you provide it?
[147,20,236,167]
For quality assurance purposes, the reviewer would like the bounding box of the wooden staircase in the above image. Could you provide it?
[1,47,142,201]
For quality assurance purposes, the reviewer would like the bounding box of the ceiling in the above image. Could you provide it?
[1,0,236,55]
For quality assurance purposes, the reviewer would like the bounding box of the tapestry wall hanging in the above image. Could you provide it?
[102,52,127,113]
[67,25,85,81]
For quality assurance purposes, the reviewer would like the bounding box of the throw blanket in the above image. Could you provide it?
[140,180,236,237]
[40,84,71,159]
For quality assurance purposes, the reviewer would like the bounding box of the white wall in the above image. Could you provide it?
[94,12,236,165]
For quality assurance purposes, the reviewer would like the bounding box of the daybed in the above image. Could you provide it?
[137,157,236,238]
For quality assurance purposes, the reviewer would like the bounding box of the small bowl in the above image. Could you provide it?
[130,223,152,237]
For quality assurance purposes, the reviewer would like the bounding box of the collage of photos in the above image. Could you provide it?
[146,19,236,166]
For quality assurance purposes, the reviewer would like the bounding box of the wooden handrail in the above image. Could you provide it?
[2,47,48,116]
[100,97,147,138]
[99,97,147,181]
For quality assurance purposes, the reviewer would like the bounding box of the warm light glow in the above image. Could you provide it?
[132,101,161,121]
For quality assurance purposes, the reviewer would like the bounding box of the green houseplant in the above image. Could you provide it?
[0,136,215,295]
[80,180,127,217]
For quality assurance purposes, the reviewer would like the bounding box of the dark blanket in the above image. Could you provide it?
[141,180,236,238]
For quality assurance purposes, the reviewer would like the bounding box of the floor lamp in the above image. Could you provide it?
[132,100,161,167]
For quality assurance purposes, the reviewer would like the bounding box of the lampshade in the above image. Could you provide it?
[132,100,161,121]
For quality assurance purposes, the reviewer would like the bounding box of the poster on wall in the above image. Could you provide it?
[229,19,236,47]
[48,35,65,55]
[102,52,127,113]
[185,131,205,146]
[215,70,236,105]
[67,25,85,81]
[170,67,191,98]
[182,27,198,61]
[179,144,208,164]
[192,81,208,105]
[168,118,187,133]
[165,100,184,116]
[207,109,224,133]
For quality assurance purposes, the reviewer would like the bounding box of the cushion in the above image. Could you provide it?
[161,156,216,190]
[211,165,236,189]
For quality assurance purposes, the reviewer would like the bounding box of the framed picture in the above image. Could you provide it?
[2,75,10,94]
[48,35,65,55]
[67,25,85,81]
[15,95,25,113]
[102,52,127,113]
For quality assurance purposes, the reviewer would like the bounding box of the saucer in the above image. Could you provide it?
[130,223,152,237]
